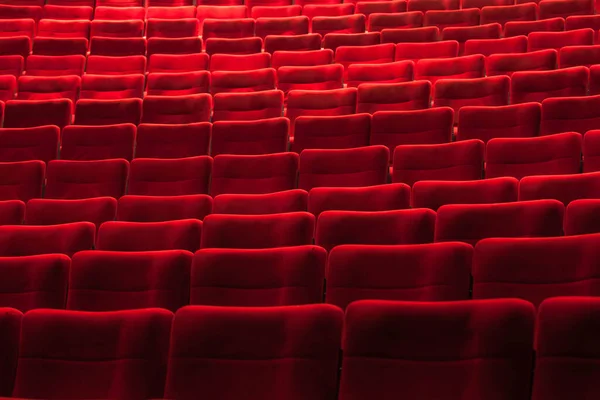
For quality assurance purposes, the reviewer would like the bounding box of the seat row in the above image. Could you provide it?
[0,297,597,399]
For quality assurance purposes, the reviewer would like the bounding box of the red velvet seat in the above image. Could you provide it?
[457,103,541,142]
[357,81,431,113]
[211,117,289,156]
[0,125,59,163]
[0,222,95,256]
[61,124,135,161]
[519,172,600,205]
[212,189,307,214]
[540,94,600,135]
[75,98,142,125]
[511,66,589,104]
[117,194,213,222]
[292,113,371,153]
[0,160,45,201]
[212,90,283,122]
[135,123,211,159]
[25,197,117,228]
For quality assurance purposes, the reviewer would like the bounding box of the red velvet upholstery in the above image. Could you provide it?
[382,26,440,43]
[196,5,247,23]
[316,208,436,251]
[347,60,414,87]
[90,19,144,38]
[323,33,381,52]
[16,75,80,103]
[335,43,395,74]
[202,18,255,39]
[369,11,424,31]
[412,177,519,209]
[148,5,195,15]
[42,4,93,19]
[486,132,582,179]
[565,199,600,234]
[146,71,210,96]
[415,54,485,85]
[211,152,298,196]
[424,8,481,30]
[86,55,146,77]
[327,242,472,309]
[12,308,173,399]
[32,37,88,56]
[0,200,24,225]
[505,17,565,37]
[457,103,541,142]
[205,37,263,55]
[0,37,30,58]
[0,308,21,397]
[80,74,144,99]
[519,172,600,205]
[541,95,600,135]
[148,53,209,73]
[37,18,90,38]
[277,64,344,96]
[26,197,117,228]
[142,94,212,124]
[395,40,459,62]
[211,117,289,156]
[25,54,85,76]
[0,254,67,311]
[190,246,325,306]
[292,113,370,153]
[435,199,565,245]
[255,16,309,38]
[147,18,199,38]
[147,37,203,56]
[117,194,212,222]
[312,14,366,36]
[135,123,211,159]
[0,5,42,22]
[201,212,314,248]
[164,305,342,400]
[442,22,504,56]
[74,98,142,125]
[209,53,270,72]
[464,0,513,9]
[358,0,407,18]
[252,5,301,17]
[473,236,600,308]
[393,139,484,185]
[68,250,192,312]
[45,159,129,199]
[0,160,45,201]
[339,299,535,400]
[565,13,600,30]
[0,125,59,163]
[584,129,600,172]
[486,49,557,77]
[271,49,333,69]
[0,55,23,77]
[302,3,354,18]
[0,75,16,102]
[464,35,527,55]
[539,0,594,18]
[210,68,276,95]
[408,0,460,11]
[212,90,283,122]
[529,28,594,51]
[0,222,95,256]
[94,6,146,20]
[308,183,411,217]
[357,81,431,113]
[264,33,321,53]
[89,37,146,56]
[286,88,357,127]
[213,189,307,214]
[61,124,135,161]
[0,18,35,38]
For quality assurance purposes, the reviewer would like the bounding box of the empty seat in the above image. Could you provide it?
[560,45,600,68]
[0,222,95,256]
[591,65,600,95]
[412,177,519,210]
[212,189,307,215]
[464,35,528,56]
[539,0,594,19]
[407,0,460,11]
[529,28,594,52]
[211,117,289,156]
[392,139,485,185]
[142,94,212,124]
[357,0,407,17]
[26,197,117,228]
[255,16,309,38]
[303,3,354,18]
[348,60,414,87]
[486,132,582,179]
[327,242,472,309]
[135,123,210,159]
[0,254,68,312]
[356,81,431,113]
[201,212,314,248]
[0,37,30,58]
[164,304,342,400]
[271,49,333,69]
[89,37,146,56]
[298,146,389,191]
[474,236,600,308]
[0,5,42,21]
[0,160,44,201]
[370,108,453,153]
[212,90,283,122]
[322,32,380,51]
[32,37,88,56]
[196,5,247,24]
[211,152,299,196]
[480,3,538,26]
[60,124,135,161]
[97,220,202,252]
[292,113,370,153]
[395,40,459,62]
[202,18,255,39]
[424,8,481,29]
[415,54,485,85]
[4,99,72,129]
[511,67,588,104]
[308,183,411,217]
[146,71,210,96]
[312,14,366,36]
[286,88,357,126]
[0,75,16,102]
[338,299,535,400]
[90,19,144,38]
[264,33,321,53]
[191,246,325,306]
[68,250,192,312]
[565,13,600,30]
[80,74,143,100]
[486,49,558,77]
[45,159,128,199]
[118,194,212,222]
[12,308,172,399]
[368,12,425,32]
[441,23,502,54]
[147,18,199,38]
[17,75,80,103]
[584,129,600,172]
[316,209,436,252]
[210,68,276,95]
[0,18,35,38]
[564,198,600,234]
[519,172,600,205]
[0,200,24,225]
[504,17,566,37]
[93,6,146,20]
[251,5,302,18]
[0,307,20,395]
[209,53,270,72]
[147,37,203,56]
[25,54,85,76]
[129,156,212,196]
[463,0,513,8]
[277,64,344,96]
[75,98,142,125]
[148,53,209,73]
[335,43,396,75]
[541,95,600,135]
[0,125,59,163]
[435,199,565,245]
[42,5,93,20]
[205,37,263,55]
[0,55,23,77]
[37,18,90,38]
[457,103,542,142]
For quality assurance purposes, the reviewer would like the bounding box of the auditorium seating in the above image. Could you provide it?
[117,194,213,222]
[212,189,307,214]
[26,197,117,228]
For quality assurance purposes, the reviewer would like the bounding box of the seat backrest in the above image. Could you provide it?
[25,197,117,228]
[0,222,95,256]
[212,189,307,215]
[117,194,213,222]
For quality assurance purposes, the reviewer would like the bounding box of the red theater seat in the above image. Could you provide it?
[202,18,255,39]
[565,13,600,30]
[0,125,59,163]
[25,197,117,228]
[564,198,600,234]
[205,37,263,55]
[312,14,366,36]
[42,5,93,20]
[117,194,212,222]
[0,222,95,256]
[486,132,582,179]
[89,37,146,57]
[339,299,534,400]
[347,60,414,87]
[415,54,485,85]
[0,200,24,225]
[285,87,357,126]
[12,308,172,399]
[504,17,565,37]
[322,32,380,51]
[201,212,315,248]
[4,99,72,129]
[0,255,68,312]
[539,0,594,19]
[25,54,85,76]
[210,68,277,95]
[463,0,513,7]
[251,5,302,18]
[211,117,289,156]
[590,65,600,95]
[0,308,21,396]
[395,40,459,62]
[424,8,480,29]
[584,129,600,172]
[0,18,35,38]
[210,152,299,196]
[196,5,247,24]
[369,11,424,32]
[277,64,344,96]
[0,160,44,201]
[147,37,203,56]
[511,66,588,104]
[0,75,16,102]
[303,3,354,18]
[142,94,212,124]
[212,90,283,122]
[209,52,270,72]
[164,305,342,400]
[68,250,192,312]
[89,19,144,38]
[93,6,145,20]
[135,123,211,159]
[407,0,460,11]
[357,81,431,113]
[457,103,541,142]
[292,113,370,153]
[435,199,565,245]
[60,124,135,161]
[0,55,23,77]
[308,183,411,216]
[528,28,594,52]
[412,177,518,210]
[335,43,395,75]
[148,54,208,74]
[441,23,502,54]
[327,243,472,309]
[80,74,143,100]
[255,16,309,38]
[190,246,325,306]
[358,0,407,18]
[45,159,128,200]
[32,37,88,56]
[17,75,80,103]
[37,19,90,39]
[75,98,142,125]
[0,36,30,58]
[263,33,320,53]
[0,5,42,22]
[486,49,558,77]
[147,5,196,18]
[519,172,600,205]
[559,45,600,68]
[464,35,527,56]
[212,189,307,214]
[146,71,210,96]
[316,209,436,251]
[147,18,199,38]
[271,49,333,69]
[540,95,600,135]
[392,139,484,185]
